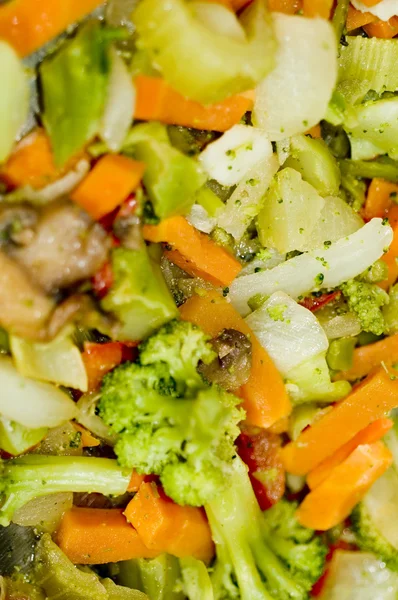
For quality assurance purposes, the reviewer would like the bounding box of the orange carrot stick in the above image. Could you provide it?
[362,178,398,220]
[81,342,124,392]
[143,216,242,287]
[73,423,100,448]
[306,417,393,490]
[363,16,398,38]
[303,0,333,19]
[334,334,398,381]
[297,441,393,530]
[71,154,145,221]
[0,0,103,57]
[134,75,253,133]
[379,215,398,289]
[57,507,158,564]
[124,482,214,563]
[346,5,377,31]
[305,124,321,138]
[281,367,398,475]
[268,0,302,13]
[127,471,146,493]
[179,290,291,428]
[360,0,383,6]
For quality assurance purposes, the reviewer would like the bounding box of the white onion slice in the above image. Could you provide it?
[100,47,135,153]
[230,218,393,316]
[0,356,77,429]
[253,14,337,140]
[245,291,328,375]
[187,204,216,234]
[191,2,246,41]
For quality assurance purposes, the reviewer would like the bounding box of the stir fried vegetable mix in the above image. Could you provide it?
[2,0,398,597]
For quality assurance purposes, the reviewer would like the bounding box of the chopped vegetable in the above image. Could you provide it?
[334,333,398,381]
[383,283,398,333]
[363,17,398,39]
[379,213,398,289]
[0,0,104,57]
[0,454,131,526]
[71,154,145,220]
[101,246,179,341]
[81,341,126,391]
[73,423,100,448]
[281,367,398,475]
[124,482,214,562]
[0,41,29,163]
[303,0,333,18]
[307,417,393,489]
[143,216,242,286]
[134,75,253,132]
[57,507,157,564]
[0,418,47,456]
[326,336,357,372]
[345,5,377,31]
[296,441,392,530]
[340,279,389,336]
[133,0,276,104]
[40,21,116,166]
[179,290,291,428]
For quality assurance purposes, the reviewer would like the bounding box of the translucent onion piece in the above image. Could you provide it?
[245,291,328,375]
[106,0,138,29]
[318,312,362,340]
[187,204,216,234]
[100,47,135,153]
[0,356,77,429]
[253,14,337,140]
[230,218,393,316]
[13,493,73,533]
[191,2,246,41]
[77,392,117,445]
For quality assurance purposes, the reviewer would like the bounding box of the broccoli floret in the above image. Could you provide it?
[0,454,131,526]
[340,279,389,336]
[99,319,243,507]
[206,457,327,600]
[139,319,216,395]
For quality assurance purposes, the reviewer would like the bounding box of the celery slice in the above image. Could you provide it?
[133,0,276,104]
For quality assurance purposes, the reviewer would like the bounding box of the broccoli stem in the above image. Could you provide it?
[0,455,130,526]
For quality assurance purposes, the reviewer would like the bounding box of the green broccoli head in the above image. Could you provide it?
[340,279,389,336]
[139,319,216,395]
[99,319,244,507]
[351,502,398,572]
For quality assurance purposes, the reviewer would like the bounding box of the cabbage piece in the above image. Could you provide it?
[40,21,117,166]
[256,167,325,253]
[216,154,279,241]
[253,14,337,140]
[245,291,329,375]
[230,218,393,316]
[0,418,47,456]
[319,551,398,600]
[344,97,398,161]
[199,125,273,187]
[10,329,88,392]
[0,356,77,429]
[133,0,276,104]
[0,41,29,163]
[300,196,363,251]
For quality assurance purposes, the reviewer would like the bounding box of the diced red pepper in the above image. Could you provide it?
[82,341,138,391]
[236,427,285,510]
[300,291,341,312]
[91,261,114,300]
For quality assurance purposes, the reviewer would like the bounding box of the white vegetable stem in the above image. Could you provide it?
[253,14,337,140]
[230,218,393,316]
[199,124,273,186]
[100,46,135,153]
[0,356,77,429]
[245,291,328,376]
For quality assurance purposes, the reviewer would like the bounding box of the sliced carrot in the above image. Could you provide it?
[179,290,291,428]
[334,334,398,381]
[134,75,253,133]
[360,0,383,6]
[303,0,333,19]
[305,124,321,138]
[281,367,398,475]
[307,417,393,490]
[297,441,393,530]
[71,154,145,221]
[363,16,398,38]
[0,0,103,57]
[268,0,302,13]
[127,471,146,493]
[81,341,124,391]
[143,216,242,287]
[379,213,398,289]
[230,0,252,9]
[346,5,377,31]
[124,482,214,563]
[73,423,100,448]
[362,178,398,220]
[57,507,158,564]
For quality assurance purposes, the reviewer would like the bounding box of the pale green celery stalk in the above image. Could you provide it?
[133,0,276,104]
[124,123,206,219]
[283,134,341,197]
[40,21,123,166]
[339,37,398,96]
[195,186,224,217]
[118,555,184,600]
[339,157,398,183]
[326,337,357,371]
[180,557,214,600]
[332,0,350,43]
[102,246,178,342]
